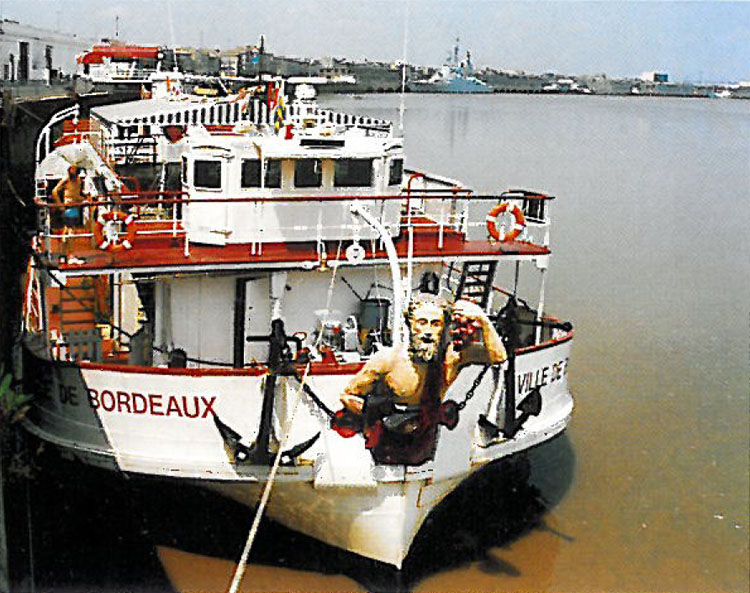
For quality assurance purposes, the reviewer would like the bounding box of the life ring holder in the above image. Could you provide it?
[486,202,526,242]
[94,210,138,252]
[345,242,366,265]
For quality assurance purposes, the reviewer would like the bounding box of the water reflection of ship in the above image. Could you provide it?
[403,433,575,588]
[409,38,493,94]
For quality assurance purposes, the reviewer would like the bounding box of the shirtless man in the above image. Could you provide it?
[52,165,89,225]
[339,294,506,464]
[51,165,89,263]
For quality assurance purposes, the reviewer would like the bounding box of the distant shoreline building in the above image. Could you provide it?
[641,71,669,83]
[0,19,95,83]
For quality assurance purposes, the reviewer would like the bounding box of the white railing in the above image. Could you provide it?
[36,104,80,166]
[101,96,273,130]
[287,104,392,136]
[108,136,159,164]
[87,65,160,83]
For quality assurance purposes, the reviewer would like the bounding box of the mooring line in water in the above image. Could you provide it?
[226,241,344,593]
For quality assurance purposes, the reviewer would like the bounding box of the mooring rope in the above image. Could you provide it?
[225,364,310,593]
[226,240,344,593]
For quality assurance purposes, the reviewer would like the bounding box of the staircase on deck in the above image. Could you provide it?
[450,261,498,310]
[53,276,105,361]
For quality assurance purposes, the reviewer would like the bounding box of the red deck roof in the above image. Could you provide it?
[79,45,160,64]
[49,218,550,275]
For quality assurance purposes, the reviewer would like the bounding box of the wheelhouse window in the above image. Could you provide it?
[334,159,373,187]
[264,159,282,189]
[193,160,222,189]
[525,199,546,221]
[294,159,322,188]
[241,159,261,188]
[389,158,403,186]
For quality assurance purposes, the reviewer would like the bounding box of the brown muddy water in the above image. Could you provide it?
[15,94,750,592]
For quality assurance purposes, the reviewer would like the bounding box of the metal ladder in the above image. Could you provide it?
[454,261,498,310]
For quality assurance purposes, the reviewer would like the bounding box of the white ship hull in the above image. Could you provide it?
[208,478,457,567]
[21,336,572,566]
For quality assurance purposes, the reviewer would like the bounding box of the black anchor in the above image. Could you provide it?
[479,385,543,440]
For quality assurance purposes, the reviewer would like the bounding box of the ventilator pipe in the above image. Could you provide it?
[349,203,404,348]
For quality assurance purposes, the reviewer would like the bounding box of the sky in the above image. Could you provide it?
[1,0,748,82]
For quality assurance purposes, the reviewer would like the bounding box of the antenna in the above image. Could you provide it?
[398,0,410,133]
[166,0,177,50]
[115,15,119,39]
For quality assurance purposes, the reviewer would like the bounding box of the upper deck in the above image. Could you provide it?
[34,182,553,276]
[24,85,567,378]
[32,83,555,276]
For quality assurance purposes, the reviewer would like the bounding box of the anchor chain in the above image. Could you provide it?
[455,364,494,411]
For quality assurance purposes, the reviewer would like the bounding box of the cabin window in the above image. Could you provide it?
[264,160,282,189]
[181,157,188,184]
[389,159,403,186]
[241,159,262,188]
[525,199,546,221]
[294,159,322,188]
[193,160,222,189]
[334,159,373,187]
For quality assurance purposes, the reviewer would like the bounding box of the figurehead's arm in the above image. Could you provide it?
[340,350,390,414]
[452,300,507,366]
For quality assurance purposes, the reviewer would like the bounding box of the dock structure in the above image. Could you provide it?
[0,86,74,593]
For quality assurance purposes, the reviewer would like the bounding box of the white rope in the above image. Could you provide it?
[226,241,344,593]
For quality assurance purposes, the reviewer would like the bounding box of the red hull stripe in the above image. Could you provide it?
[75,360,365,377]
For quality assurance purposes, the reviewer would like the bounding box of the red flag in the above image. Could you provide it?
[267,82,277,110]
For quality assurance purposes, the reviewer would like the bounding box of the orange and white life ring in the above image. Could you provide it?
[94,210,137,252]
[486,202,526,242]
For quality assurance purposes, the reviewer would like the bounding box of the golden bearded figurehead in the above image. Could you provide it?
[406,295,450,364]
